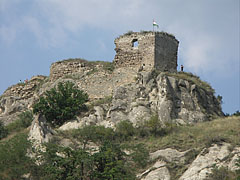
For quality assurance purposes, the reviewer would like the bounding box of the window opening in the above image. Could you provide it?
[132,39,138,47]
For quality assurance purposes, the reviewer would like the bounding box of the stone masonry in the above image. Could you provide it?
[113,31,179,72]
[48,32,179,99]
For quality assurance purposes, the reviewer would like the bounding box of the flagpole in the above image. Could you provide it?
[153,19,154,32]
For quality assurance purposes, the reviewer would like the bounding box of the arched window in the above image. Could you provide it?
[132,39,138,47]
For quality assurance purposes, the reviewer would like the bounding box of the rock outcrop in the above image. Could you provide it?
[59,70,223,131]
[28,114,54,150]
[108,71,223,125]
[137,143,240,180]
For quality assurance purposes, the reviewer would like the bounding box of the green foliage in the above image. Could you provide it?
[232,110,240,116]
[90,96,112,107]
[115,120,135,141]
[135,115,169,138]
[0,133,37,180]
[129,143,149,168]
[39,144,93,180]
[93,141,135,180]
[71,125,115,148]
[6,110,33,133]
[39,141,136,180]
[0,121,8,140]
[102,62,115,72]
[145,115,163,136]
[206,166,237,180]
[33,81,88,126]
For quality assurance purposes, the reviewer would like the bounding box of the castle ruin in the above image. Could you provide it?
[113,31,179,72]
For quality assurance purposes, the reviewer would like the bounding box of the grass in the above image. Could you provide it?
[133,116,240,152]
[0,115,239,179]
[5,111,33,134]
[91,96,113,106]
[166,71,215,93]
[55,58,114,72]
[119,30,176,40]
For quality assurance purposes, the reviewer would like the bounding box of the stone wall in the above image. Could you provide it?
[49,59,94,80]
[113,31,179,72]
[155,33,179,72]
[114,32,155,71]
[49,59,137,99]
[3,75,46,100]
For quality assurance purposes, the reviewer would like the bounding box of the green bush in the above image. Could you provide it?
[115,120,135,141]
[72,125,115,148]
[232,110,240,116]
[129,143,149,168]
[206,166,236,180]
[39,141,136,180]
[6,110,33,133]
[33,81,88,126]
[145,115,166,137]
[0,133,37,180]
[0,121,8,140]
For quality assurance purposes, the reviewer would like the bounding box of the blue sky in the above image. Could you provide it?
[0,0,239,114]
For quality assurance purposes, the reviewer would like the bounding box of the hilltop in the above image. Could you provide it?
[0,31,239,179]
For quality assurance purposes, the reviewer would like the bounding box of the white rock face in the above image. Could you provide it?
[138,161,170,180]
[150,148,188,164]
[28,114,54,149]
[143,167,170,180]
[228,147,240,171]
[179,143,231,180]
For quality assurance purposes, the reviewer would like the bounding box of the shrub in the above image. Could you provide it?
[130,143,149,168]
[0,133,37,179]
[33,81,88,126]
[6,110,33,133]
[39,141,136,180]
[232,110,240,116]
[206,166,236,180]
[115,120,135,141]
[145,115,166,137]
[72,125,115,148]
[0,121,8,140]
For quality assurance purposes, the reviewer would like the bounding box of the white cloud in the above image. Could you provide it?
[0,26,16,45]
[0,0,239,74]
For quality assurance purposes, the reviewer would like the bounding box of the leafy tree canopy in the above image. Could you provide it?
[33,81,88,126]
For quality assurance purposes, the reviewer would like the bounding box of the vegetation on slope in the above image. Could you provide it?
[166,71,215,93]
[0,115,239,179]
[33,81,88,126]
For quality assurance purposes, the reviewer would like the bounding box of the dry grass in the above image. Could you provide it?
[166,72,215,93]
[135,116,240,152]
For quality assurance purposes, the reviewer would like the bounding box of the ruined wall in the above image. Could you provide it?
[48,31,179,99]
[49,59,137,99]
[50,59,93,80]
[154,33,179,73]
[113,31,179,72]
[114,32,155,71]
[3,75,46,100]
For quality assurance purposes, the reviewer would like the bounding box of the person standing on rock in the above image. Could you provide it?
[181,65,184,72]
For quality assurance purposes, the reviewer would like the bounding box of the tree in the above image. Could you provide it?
[33,81,88,126]
[39,144,93,180]
[115,120,135,141]
[0,121,8,140]
[92,141,135,180]
[145,115,163,136]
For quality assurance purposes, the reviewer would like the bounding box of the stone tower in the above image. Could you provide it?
[113,31,179,72]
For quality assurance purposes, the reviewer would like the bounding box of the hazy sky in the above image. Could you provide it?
[0,0,239,114]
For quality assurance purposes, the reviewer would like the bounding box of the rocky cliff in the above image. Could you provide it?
[0,64,223,127]
[0,58,231,180]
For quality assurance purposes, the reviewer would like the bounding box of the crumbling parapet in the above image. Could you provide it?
[113,31,179,73]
